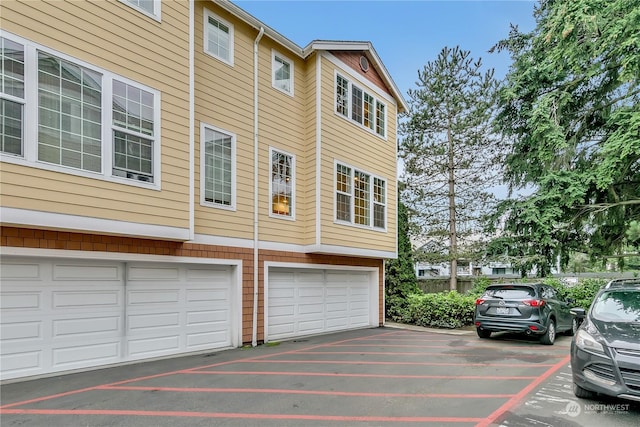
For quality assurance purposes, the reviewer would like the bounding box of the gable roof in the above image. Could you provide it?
[214,0,408,113]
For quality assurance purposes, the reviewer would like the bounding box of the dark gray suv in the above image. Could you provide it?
[474,283,577,345]
[570,278,640,402]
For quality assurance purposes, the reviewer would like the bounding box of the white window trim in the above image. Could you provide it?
[118,0,162,22]
[0,32,162,190]
[334,70,388,141]
[203,8,234,67]
[269,147,295,220]
[271,50,294,97]
[199,122,236,211]
[334,160,387,231]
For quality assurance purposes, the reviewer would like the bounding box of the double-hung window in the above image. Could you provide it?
[335,162,386,230]
[121,0,161,20]
[335,72,387,138]
[0,37,24,156]
[270,148,294,218]
[0,33,161,186]
[272,51,293,96]
[204,10,233,66]
[201,124,235,209]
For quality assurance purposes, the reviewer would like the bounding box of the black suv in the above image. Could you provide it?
[474,283,577,345]
[570,278,640,402]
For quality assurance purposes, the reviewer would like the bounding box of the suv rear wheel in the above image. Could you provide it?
[540,319,556,345]
[476,328,491,339]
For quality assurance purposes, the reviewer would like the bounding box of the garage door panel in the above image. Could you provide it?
[1,321,42,341]
[1,351,42,377]
[52,341,121,368]
[1,258,236,381]
[128,335,180,358]
[1,292,42,310]
[186,267,231,282]
[0,262,41,280]
[128,312,180,330]
[297,319,324,334]
[267,268,375,341]
[186,309,228,324]
[128,266,180,281]
[187,330,228,349]
[53,264,121,281]
[52,290,120,309]
[299,303,323,315]
[186,287,228,304]
[52,316,120,337]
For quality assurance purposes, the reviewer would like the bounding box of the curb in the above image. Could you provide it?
[384,321,475,336]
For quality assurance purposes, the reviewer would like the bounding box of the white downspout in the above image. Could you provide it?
[252,26,264,347]
[188,0,195,240]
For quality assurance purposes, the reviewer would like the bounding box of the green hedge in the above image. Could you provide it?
[402,291,476,329]
[389,277,606,330]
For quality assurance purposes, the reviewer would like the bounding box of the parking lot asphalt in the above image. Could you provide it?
[1,324,638,427]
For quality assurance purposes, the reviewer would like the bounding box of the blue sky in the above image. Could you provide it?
[235,0,538,99]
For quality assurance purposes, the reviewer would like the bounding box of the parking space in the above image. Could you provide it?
[1,326,637,426]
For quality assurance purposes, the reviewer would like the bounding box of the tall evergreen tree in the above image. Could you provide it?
[400,46,502,290]
[490,0,640,274]
[385,194,419,316]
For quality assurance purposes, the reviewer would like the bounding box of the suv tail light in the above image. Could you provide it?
[475,298,485,305]
[522,299,545,307]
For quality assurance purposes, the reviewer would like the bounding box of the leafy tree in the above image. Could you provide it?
[489,0,640,275]
[400,46,502,290]
[385,194,420,320]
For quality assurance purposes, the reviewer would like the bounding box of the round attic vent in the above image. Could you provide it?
[359,55,369,72]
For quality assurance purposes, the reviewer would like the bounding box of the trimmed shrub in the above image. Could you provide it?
[405,291,476,329]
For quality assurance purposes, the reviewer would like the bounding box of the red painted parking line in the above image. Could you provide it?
[185,370,537,380]
[100,385,515,399]
[0,330,397,410]
[0,408,484,423]
[475,355,571,427]
[236,359,557,367]
[329,343,569,352]
[293,350,566,358]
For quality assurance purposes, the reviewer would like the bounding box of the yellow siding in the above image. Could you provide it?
[256,37,312,245]
[318,56,398,252]
[193,2,254,240]
[1,0,191,230]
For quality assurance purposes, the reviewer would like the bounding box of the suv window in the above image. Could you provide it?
[592,290,640,322]
[484,286,536,299]
[541,286,557,299]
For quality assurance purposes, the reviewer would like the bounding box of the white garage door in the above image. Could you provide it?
[0,257,234,381]
[267,268,375,341]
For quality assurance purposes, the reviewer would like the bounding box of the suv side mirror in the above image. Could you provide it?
[570,307,586,318]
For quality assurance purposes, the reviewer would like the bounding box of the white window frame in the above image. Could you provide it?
[200,123,236,210]
[271,50,294,96]
[334,71,387,140]
[269,147,295,220]
[334,160,387,231]
[203,9,234,66]
[0,36,25,158]
[119,0,161,22]
[0,32,162,190]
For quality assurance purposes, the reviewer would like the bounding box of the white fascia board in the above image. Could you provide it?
[214,0,302,56]
[1,207,190,241]
[191,233,254,248]
[1,246,242,267]
[305,40,408,113]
